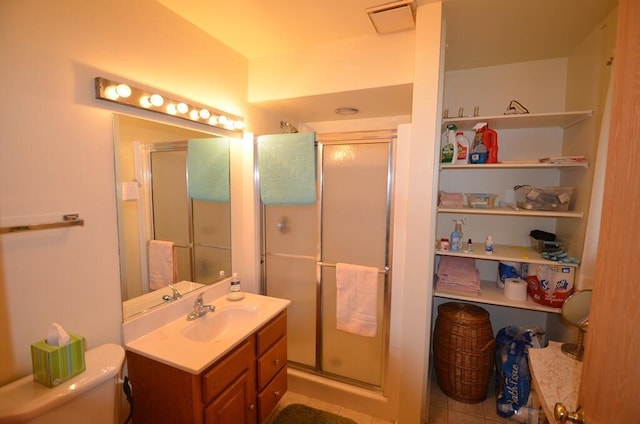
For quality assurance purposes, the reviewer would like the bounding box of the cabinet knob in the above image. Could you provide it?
[274,391,281,398]
[249,404,255,411]
[273,358,281,366]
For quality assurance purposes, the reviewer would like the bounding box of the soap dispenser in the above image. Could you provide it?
[227,273,244,300]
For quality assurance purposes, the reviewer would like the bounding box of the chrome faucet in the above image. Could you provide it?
[187,293,215,320]
[162,284,183,302]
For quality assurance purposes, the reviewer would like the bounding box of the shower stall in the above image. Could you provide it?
[261,130,395,389]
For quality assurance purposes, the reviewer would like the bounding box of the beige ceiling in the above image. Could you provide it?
[157,0,618,123]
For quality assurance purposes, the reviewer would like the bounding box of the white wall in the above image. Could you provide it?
[0,0,249,383]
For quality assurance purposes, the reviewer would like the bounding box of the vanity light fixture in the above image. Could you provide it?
[95,77,244,133]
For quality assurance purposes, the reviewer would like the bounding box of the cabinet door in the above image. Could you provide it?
[202,338,255,404]
[204,370,257,424]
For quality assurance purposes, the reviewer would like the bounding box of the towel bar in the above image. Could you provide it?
[317,262,389,274]
[0,214,84,234]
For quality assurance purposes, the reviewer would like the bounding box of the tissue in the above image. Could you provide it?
[31,323,85,387]
[46,322,70,346]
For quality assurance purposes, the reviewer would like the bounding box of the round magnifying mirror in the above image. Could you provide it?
[560,289,592,361]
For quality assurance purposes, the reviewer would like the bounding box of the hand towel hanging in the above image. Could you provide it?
[187,137,230,202]
[148,240,177,290]
[257,132,316,205]
[336,262,379,337]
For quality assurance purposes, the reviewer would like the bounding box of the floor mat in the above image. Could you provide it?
[272,403,357,424]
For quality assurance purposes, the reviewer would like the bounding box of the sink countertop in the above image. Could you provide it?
[528,341,582,422]
[123,289,290,374]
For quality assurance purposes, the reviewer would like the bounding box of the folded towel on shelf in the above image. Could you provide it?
[335,263,379,337]
[436,256,481,295]
[148,240,177,290]
[438,191,465,208]
[257,132,316,206]
[187,137,230,202]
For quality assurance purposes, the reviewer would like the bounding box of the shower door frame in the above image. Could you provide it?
[260,129,396,391]
[136,141,233,289]
[136,141,196,291]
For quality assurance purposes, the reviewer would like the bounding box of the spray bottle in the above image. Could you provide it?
[441,124,458,164]
[450,218,466,252]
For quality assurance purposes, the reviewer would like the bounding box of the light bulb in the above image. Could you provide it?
[139,96,152,108]
[199,109,211,120]
[104,85,119,100]
[166,103,177,115]
[208,116,219,125]
[233,120,244,130]
[189,110,199,120]
[116,84,131,98]
[218,115,228,125]
[176,103,188,114]
[149,94,164,107]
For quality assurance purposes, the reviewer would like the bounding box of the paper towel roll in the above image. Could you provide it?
[504,278,528,301]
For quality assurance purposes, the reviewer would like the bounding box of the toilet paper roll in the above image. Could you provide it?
[504,278,528,301]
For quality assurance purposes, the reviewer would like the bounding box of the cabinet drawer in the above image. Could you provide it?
[257,335,287,390]
[258,367,288,423]
[257,311,287,356]
[202,337,256,404]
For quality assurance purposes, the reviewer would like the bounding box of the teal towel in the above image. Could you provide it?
[187,137,230,202]
[257,132,316,206]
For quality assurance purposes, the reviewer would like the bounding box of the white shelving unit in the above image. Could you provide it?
[434,281,561,314]
[441,110,592,131]
[434,110,591,314]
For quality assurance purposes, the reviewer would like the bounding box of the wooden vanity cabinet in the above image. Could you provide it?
[126,311,287,424]
[256,311,288,423]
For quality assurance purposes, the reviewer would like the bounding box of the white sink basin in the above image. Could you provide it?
[181,305,259,342]
[122,287,290,374]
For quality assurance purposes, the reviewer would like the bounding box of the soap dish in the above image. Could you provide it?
[226,292,245,301]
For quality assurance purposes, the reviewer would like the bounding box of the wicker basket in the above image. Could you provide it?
[433,302,495,403]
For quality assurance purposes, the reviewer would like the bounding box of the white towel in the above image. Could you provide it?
[336,263,379,337]
[148,240,177,290]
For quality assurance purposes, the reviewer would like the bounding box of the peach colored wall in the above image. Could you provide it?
[249,31,415,102]
[0,0,248,383]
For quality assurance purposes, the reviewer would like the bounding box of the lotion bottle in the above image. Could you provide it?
[485,236,494,255]
[227,272,244,300]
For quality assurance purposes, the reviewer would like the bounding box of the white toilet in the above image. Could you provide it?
[0,343,125,423]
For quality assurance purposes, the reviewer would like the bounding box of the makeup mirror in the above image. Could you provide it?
[114,114,232,320]
[560,289,592,361]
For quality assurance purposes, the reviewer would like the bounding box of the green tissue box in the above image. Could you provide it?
[31,334,86,387]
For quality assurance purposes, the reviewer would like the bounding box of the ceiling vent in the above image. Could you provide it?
[366,0,416,34]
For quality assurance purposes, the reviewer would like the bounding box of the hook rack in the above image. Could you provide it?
[0,214,84,234]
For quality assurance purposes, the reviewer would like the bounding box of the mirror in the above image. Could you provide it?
[559,289,592,361]
[114,114,232,320]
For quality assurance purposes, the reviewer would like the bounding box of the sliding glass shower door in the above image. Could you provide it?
[263,131,393,388]
[148,144,231,285]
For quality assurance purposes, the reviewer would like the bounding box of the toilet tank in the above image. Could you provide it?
[0,343,125,423]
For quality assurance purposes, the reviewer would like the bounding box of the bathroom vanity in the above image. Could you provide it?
[122,288,290,424]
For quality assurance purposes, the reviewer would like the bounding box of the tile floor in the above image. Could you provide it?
[268,375,545,424]
[427,376,516,424]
